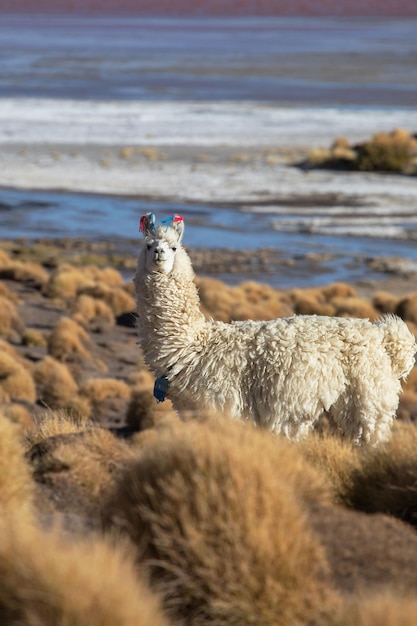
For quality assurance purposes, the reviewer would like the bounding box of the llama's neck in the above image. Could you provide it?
[135,270,207,375]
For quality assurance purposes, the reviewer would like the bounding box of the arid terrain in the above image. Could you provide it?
[3,239,417,623]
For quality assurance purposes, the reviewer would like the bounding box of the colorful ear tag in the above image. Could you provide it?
[139,213,156,233]
[160,214,183,231]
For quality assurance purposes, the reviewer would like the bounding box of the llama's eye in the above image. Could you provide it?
[172,247,177,252]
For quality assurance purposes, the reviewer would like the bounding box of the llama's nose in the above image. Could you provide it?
[153,247,165,262]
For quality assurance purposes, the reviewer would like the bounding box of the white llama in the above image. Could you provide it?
[134,212,416,444]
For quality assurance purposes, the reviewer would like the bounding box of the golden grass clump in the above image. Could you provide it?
[0,260,49,288]
[45,264,96,299]
[0,281,19,303]
[27,423,136,518]
[372,290,400,315]
[396,292,417,324]
[125,384,178,432]
[0,350,36,403]
[0,411,35,521]
[25,410,90,449]
[344,422,417,526]
[22,327,47,347]
[197,277,293,323]
[47,316,99,366]
[298,433,361,505]
[79,283,136,317]
[79,377,131,405]
[103,419,335,626]
[291,283,356,316]
[1,402,33,431]
[197,277,239,322]
[72,293,116,327]
[335,590,417,626]
[0,517,171,626]
[33,356,79,409]
[0,295,25,340]
[356,128,416,173]
[331,296,379,320]
[303,128,417,173]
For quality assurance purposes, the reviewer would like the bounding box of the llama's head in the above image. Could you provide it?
[139,212,186,276]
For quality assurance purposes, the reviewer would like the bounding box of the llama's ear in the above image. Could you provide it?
[139,213,156,237]
[171,214,184,242]
[160,214,184,242]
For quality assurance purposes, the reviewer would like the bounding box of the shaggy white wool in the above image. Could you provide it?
[134,214,416,445]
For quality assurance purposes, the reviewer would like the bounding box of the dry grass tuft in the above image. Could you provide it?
[79,377,131,404]
[298,433,361,505]
[343,591,417,626]
[344,422,417,525]
[355,129,416,173]
[396,292,417,324]
[331,296,379,320]
[373,290,400,315]
[0,260,49,288]
[103,419,335,626]
[25,410,90,449]
[0,411,35,521]
[45,263,95,299]
[79,283,136,316]
[27,425,136,519]
[0,350,36,403]
[302,128,417,174]
[0,516,171,626]
[197,277,293,322]
[47,316,101,368]
[125,385,178,431]
[33,356,79,409]
[72,293,115,327]
[0,281,19,303]
[0,295,25,340]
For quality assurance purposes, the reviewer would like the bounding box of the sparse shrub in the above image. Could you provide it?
[344,422,417,525]
[346,590,417,626]
[0,517,171,626]
[0,295,25,340]
[34,356,79,409]
[79,283,136,316]
[0,281,19,303]
[47,316,101,367]
[373,290,400,314]
[0,411,35,521]
[22,327,47,347]
[0,260,49,288]
[356,130,414,172]
[25,410,89,449]
[79,377,131,404]
[298,433,360,505]
[72,293,115,327]
[396,292,417,324]
[103,419,334,626]
[125,385,178,432]
[0,351,36,403]
[332,296,379,320]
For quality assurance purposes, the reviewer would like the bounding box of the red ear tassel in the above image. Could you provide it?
[172,214,183,223]
[139,215,146,233]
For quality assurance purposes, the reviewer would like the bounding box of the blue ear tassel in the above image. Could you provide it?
[160,214,183,231]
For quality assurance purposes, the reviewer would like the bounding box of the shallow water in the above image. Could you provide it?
[3,186,417,288]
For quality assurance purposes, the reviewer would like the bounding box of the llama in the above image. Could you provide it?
[134,212,416,445]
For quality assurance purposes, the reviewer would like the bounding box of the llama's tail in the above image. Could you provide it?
[377,314,416,379]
